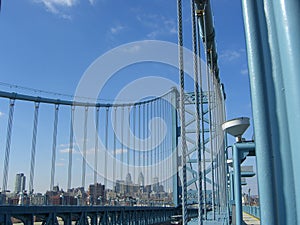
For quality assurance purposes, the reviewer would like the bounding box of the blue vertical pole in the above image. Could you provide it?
[229,171,234,203]
[233,144,242,225]
[263,0,297,224]
[271,0,300,222]
[241,1,278,224]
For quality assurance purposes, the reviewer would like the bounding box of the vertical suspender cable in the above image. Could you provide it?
[148,103,151,187]
[133,106,136,183]
[121,107,124,180]
[138,105,141,175]
[191,0,203,222]
[67,106,75,191]
[143,104,146,185]
[145,103,148,186]
[162,98,166,192]
[127,106,130,179]
[160,99,163,185]
[177,0,188,223]
[50,104,59,191]
[113,107,117,188]
[2,99,15,192]
[82,106,88,189]
[156,99,159,193]
[104,107,109,190]
[94,106,100,204]
[150,102,155,184]
[154,100,157,178]
[29,101,40,195]
[167,95,170,193]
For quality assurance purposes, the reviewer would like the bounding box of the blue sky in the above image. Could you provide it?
[0,0,257,194]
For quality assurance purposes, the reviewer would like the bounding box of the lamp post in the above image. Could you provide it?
[222,117,255,225]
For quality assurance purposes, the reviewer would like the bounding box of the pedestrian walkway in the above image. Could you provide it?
[243,212,260,225]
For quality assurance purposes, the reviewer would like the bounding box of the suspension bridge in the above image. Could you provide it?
[1,0,300,225]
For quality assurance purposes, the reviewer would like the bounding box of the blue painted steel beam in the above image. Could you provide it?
[270,0,300,222]
[242,0,300,224]
[233,144,242,225]
[241,1,278,224]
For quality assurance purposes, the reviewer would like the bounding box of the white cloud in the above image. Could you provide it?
[241,68,248,75]
[110,25,126,34]
[56,162,66,167]
[220,50,241,61]
[60,148,73,153]
[0,112,5,117]
[115,148,128,155]
[42,0,77,8]
[88,0,96,5]
[137,14,177,39]
[35,0,78,19]
[121,45,141,53]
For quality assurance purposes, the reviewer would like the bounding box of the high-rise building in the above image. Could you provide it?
[126,173,132,185]
[152,177,159,193]
[138,172,144,187]
[14,173,26,194]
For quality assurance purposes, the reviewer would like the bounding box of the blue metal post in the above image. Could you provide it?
[229,171,234,203]
[233,144,242,225]
[241,1,278,224]
[262,1,298,224]
[271,0,300,222]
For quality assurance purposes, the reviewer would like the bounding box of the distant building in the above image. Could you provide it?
[53,185,60,192]
[138,172,145,189]
[152,177,159,193]
[144,184,152,193]
[30,193,46,206]
[126,173,133,185]
[88,183,105,205]
[115,180,126,194]
[14,173,26,194]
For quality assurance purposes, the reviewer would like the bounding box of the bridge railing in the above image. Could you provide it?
[243,205,260,219]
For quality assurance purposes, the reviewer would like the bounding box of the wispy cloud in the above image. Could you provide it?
[35,0,78,19]
[220,49,245,62]
[110,25,126,34]
[56,162,66,167]
[136,13,177,39]
[0,111,5,117]
[121,45,141,53]
[115,148,128,155]
[60,148,73,153]
[34,0,96,19]
[241,68,248,75]
[88,0,96,5]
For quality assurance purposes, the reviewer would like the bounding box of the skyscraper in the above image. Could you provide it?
[126,173,132,185]
[14,173,26,194]
[138,172,144,187]
[152,177,159,193]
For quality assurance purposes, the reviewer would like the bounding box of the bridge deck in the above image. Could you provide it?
[243,212,260,225]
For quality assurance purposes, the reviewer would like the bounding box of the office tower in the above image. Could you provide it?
[14,173,26,194]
